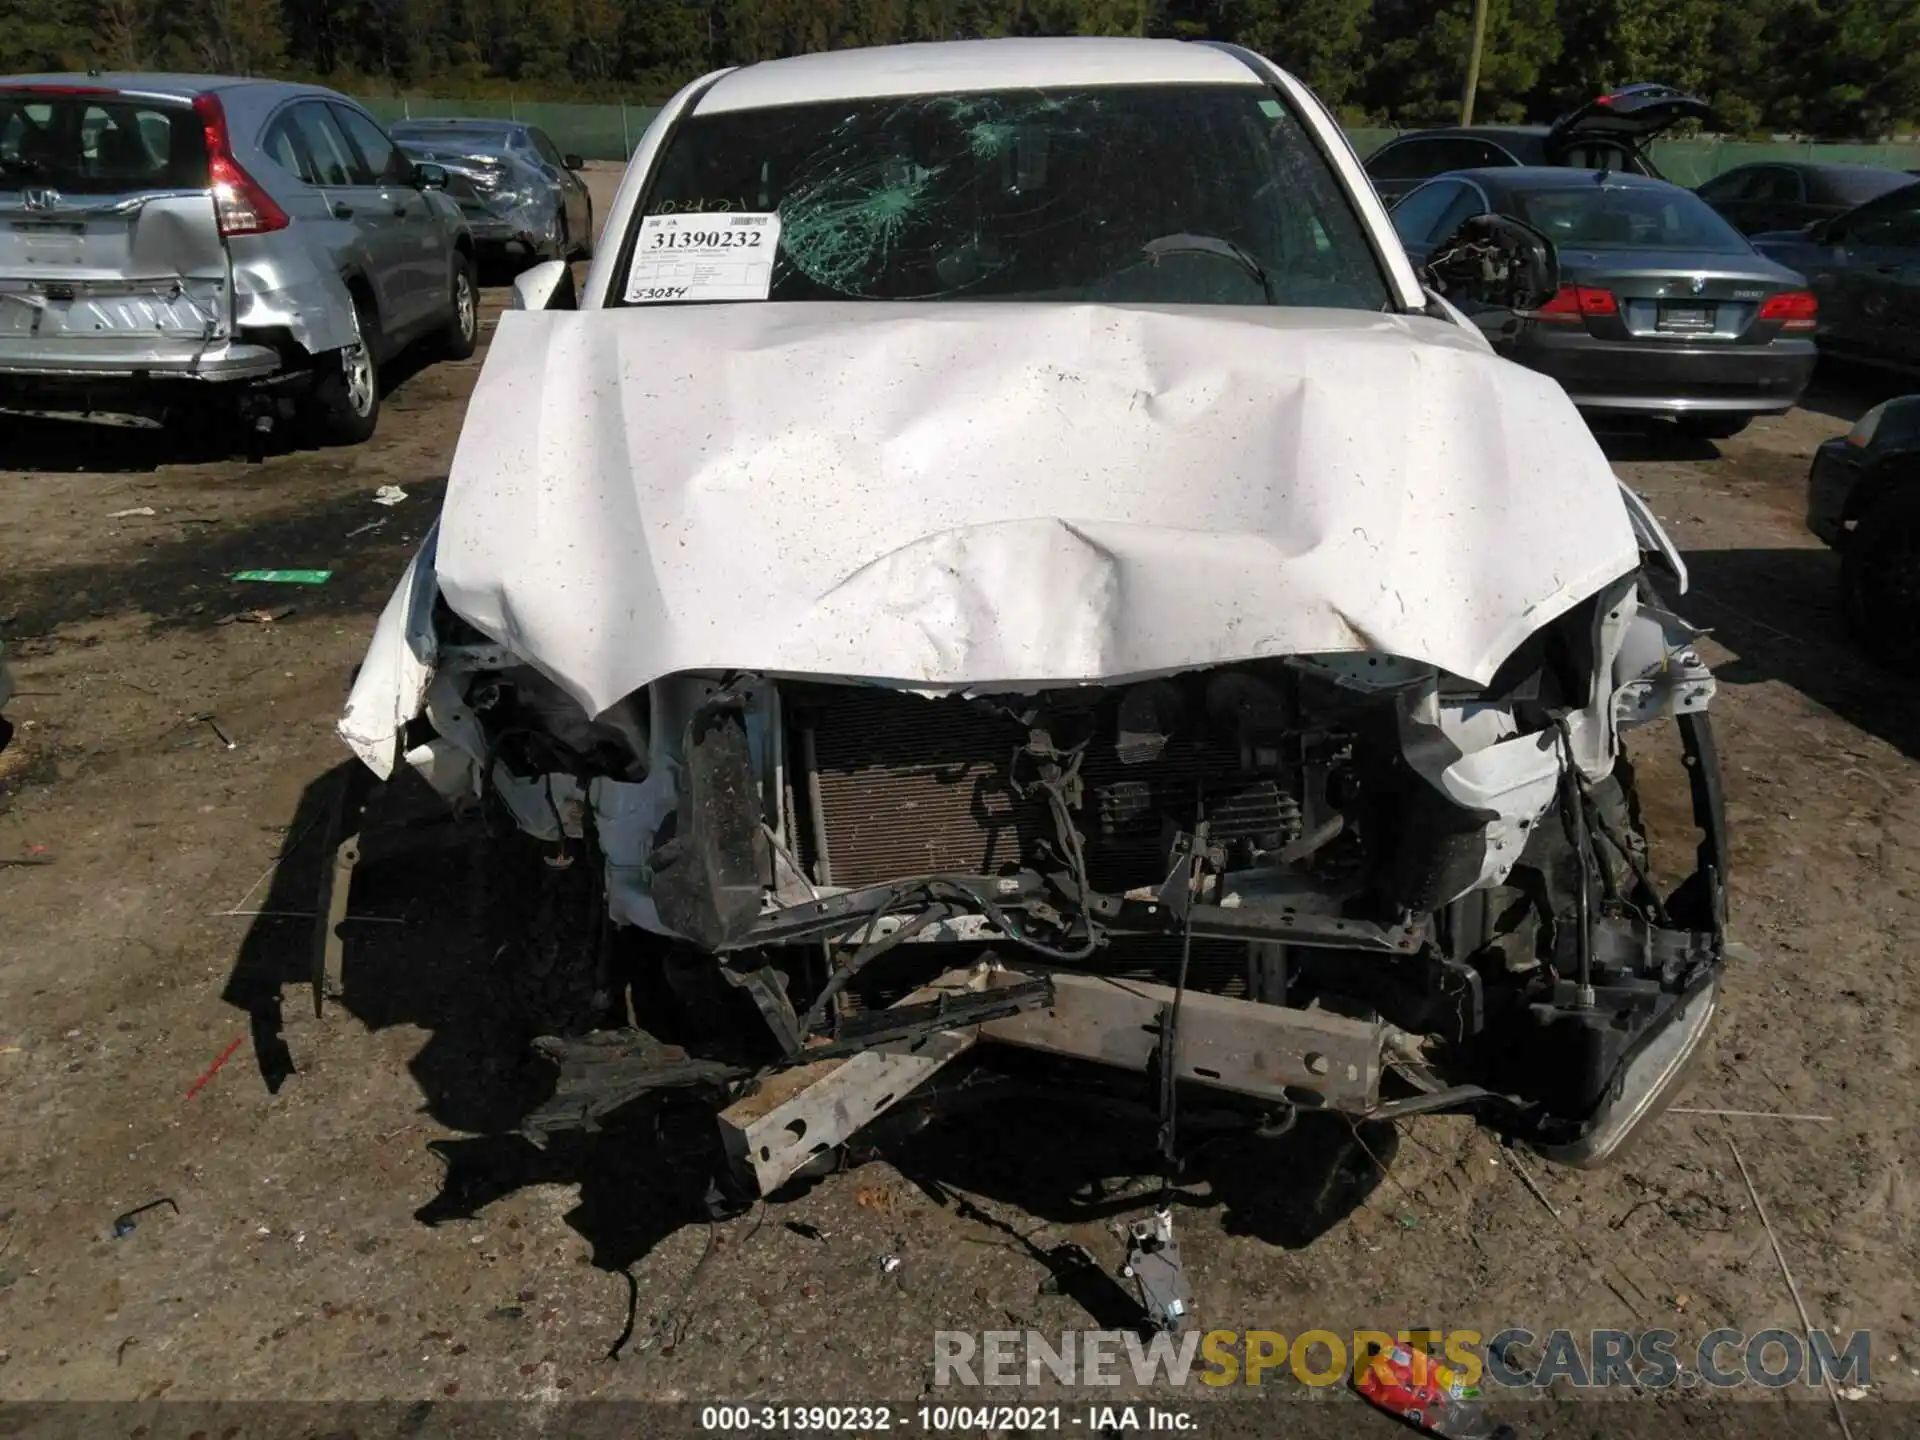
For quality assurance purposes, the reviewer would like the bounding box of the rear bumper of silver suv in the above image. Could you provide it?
[0,335,283,382]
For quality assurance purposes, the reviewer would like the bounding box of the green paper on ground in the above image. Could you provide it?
[232,569,333,585]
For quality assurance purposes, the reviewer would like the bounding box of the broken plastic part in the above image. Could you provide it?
[1122,1208,1193,1333]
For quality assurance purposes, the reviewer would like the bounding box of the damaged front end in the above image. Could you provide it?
[340,542,1725,1196]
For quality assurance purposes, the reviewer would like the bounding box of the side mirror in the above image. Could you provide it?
[413,161,449,191]
[1422,213,1560,312]
[563,153,585,172]
[511,258,577,311]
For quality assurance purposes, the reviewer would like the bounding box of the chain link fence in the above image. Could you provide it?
[356,97,1920,180]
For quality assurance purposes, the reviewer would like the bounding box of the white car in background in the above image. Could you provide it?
[341,39,1730,1220]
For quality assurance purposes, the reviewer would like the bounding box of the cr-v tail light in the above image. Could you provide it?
[193,93,289,237]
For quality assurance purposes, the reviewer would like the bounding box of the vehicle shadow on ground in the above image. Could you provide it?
[1,475,444,637]
[1591,421,1724,464]
[219,762,707,1303]
[1683,545,1920,757]
[877,1087,1394,1259]
[0,348,452,474]
[1795,361,1913,426]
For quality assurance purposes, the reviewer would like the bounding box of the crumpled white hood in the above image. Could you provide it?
[433,302,1637,718]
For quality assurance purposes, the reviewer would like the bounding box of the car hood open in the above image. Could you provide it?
[425,301,1638,719]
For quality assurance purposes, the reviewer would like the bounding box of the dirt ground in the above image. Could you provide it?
[2,177,1918,1433]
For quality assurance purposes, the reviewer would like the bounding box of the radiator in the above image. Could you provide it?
[791,686,1303,895]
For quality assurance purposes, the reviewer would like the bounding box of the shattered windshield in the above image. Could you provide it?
[624,85,1391,309]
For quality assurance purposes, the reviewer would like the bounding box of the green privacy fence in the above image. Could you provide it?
[1650,138,1920,184]
[355,97,1920,179]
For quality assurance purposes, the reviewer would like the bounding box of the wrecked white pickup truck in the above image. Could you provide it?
[337,38,1727,1211]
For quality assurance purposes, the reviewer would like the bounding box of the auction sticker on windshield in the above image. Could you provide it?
[626,212,781,303]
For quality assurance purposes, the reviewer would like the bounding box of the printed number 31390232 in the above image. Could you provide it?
[626,212,782,303]
[649,229,764,250]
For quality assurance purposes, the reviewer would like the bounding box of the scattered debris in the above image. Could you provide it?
[231,569,332,585]
[111,1196,179,1238]
[1673,1291,1692,1311]
[878,1253,902,1274]
[216,606,295,626]
[1729,1136,1854,1440]
[855,1186,897,1215]
[188,713,235,750]
[1669,1106,1834,1122]
[1839,1385,1871,1402]
[785,1221,829,1242]
[1505,1148,1562,1221]
[185,1035,245,1099]
[107,506,156,519]
[216,814,326,916]
[1735,1136,1850,1440]
[372,485,408,507]
[345,519,385,539]
[115,1337,137,1365]
[1397,1212,1420,1230]
[1121,1208,1192,1333]
[1497,1145,1653,1321]
[1354,1338,1514,1440]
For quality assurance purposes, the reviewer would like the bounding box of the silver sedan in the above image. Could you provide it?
[390,120,593,267]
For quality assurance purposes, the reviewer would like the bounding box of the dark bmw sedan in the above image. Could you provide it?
[1394,168,1817,438]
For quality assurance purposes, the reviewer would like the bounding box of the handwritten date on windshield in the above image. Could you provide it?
[649,230,765,250]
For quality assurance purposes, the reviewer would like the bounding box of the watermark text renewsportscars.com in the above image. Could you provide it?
[932,1328,1872,1390]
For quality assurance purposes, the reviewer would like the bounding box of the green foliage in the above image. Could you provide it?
[1366,0,1564,124]
[0,0,1909,136]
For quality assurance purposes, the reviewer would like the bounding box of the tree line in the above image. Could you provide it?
[2,0,1916,138]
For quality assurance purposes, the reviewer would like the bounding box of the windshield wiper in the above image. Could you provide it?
[1140,232,1276,304]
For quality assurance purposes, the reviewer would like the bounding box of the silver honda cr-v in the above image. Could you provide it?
[0,74,478,444]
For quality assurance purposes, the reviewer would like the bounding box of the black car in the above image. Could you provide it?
[1365,84,1712,202]
[1395,168,1816,437]
[1696,162,1917,236]
[1752,180,1920,376]
[1807,395,1920,665]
